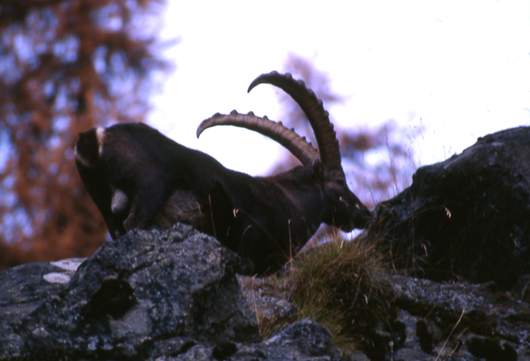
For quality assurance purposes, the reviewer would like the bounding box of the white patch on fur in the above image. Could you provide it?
[96,127,105,156]
[111,189,130,214]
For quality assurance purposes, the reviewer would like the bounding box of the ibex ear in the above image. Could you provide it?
[312,159,324,183]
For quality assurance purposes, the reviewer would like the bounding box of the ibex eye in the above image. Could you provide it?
[336,179,346,187]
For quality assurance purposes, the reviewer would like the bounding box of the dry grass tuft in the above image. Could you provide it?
[279,230,393,353]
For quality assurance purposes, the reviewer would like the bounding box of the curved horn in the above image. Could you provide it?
[248,71,342,169]
[197,110,319,166]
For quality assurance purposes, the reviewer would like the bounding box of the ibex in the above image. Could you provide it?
[75,71,371,275]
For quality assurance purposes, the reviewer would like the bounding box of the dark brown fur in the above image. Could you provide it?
[75,73,371,275]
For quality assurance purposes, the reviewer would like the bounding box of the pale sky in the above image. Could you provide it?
[150,1,530,181]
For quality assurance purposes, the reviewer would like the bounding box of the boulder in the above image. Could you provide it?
[368,126,530,287]
[0,224,260,360]
[0,224,344,361]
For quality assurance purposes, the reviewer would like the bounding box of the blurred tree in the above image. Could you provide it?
[272,54,421,210]
[0,0,169,270]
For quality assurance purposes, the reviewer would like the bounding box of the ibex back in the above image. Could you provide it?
[75,72,371,275]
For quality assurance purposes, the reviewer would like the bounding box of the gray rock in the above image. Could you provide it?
[368,126,530,287]
[388,274,530,360]
[0,225,348,361]
[0,224,259,360]
[155,319,341,361]
[238,275,297,332]
[256,318,338,359]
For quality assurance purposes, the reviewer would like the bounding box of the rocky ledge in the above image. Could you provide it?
[0,224,340,361]
[2,224,530,360]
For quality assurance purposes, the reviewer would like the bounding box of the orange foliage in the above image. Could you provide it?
[0,0,169,270]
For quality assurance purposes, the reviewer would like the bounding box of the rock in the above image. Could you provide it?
[236,271,530,360]
[0,224,259,360]
[247,318,339,360]
[0,224,346,361]
[368,127,530,287]
[238,275,298,336]
[155,318,340,361]
[240,272,530,360]
[388,274,530,360]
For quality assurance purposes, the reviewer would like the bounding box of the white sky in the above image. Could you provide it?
[150,1,530,178]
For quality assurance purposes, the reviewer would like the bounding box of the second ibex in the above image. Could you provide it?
[75,71,371,275]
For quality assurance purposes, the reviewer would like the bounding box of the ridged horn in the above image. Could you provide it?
[248,71,342,169]
[197,110,319,166]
